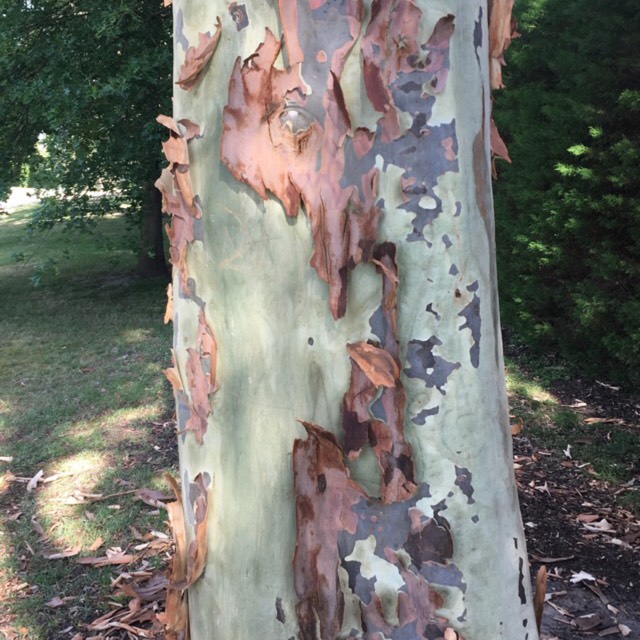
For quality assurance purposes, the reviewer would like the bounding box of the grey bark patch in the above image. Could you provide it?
[369,306,387,344]
[192,216,204,242]
[442,234,452,249]
[471,514,479,523]
[293,0,354,120]
[431,499,448,517]
[425,303,441,321]
[341,559,376,604]
[370,393,387,421]
[404,337,460,394]
[518,557,527,604]
[467,281,479,292]
[179,277,205,308]
[449,264,459,276]
[338,484,432,559]
[183,468,194,524]
[176,391,191,444]
[420,562,467,592]
[173,312,180,349]
[458,282,481,368]
[275,596,286,624]
[474,7,483,63]
[229,3,249,31]
[176,9,189,53]
[411,405,439,425]
[340,111,458,245]
[307,337,314,346]
[454,466,476,504]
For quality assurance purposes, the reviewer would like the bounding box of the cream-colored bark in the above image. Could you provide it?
[166,1,538,638]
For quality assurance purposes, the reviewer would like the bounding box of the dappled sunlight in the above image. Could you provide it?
[63,402,166,449]
[0,215,32,228]
[119,327,155,344]
[37,450,110,506]
[0,397,11,421]
[35,451,111,549]
[505,366,559,405]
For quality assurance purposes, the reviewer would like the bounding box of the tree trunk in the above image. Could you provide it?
[160,1,538,638]
[136,179,168,278]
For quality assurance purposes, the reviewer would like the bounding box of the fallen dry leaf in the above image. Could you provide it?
[530,554,574,563]
[26,469,44,492]
[570,570,596,584]
[577,513,600,523]
[574,613,603,631]
[43,546,81,560]
[135,488,171,509]
[584,417,623,425]
[619,623,632,637]
[583,518,614,532]
[511,417,523,436]
[89,536,104,552]
[45,596,65,608]
[77,553,137,567]
[31,515,46,540]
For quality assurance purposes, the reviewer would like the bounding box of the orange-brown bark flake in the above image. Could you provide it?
[220,4,379,320]
[176,18,222,91]
[156,115,202,294]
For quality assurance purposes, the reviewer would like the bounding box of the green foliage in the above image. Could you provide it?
[493,0,640,385]
[0,0,172,239]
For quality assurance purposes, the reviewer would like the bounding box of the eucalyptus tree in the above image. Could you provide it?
[161,1,538,638]
[0,0,172,275]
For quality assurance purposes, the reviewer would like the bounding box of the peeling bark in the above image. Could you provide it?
[294,424,464,639]
[156,116,201,294]
[220,2,380,320]
[176,19,222,91]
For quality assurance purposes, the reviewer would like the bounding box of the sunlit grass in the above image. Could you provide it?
[505,355,640,491]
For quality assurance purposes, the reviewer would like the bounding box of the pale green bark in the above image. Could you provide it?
[169,1,538,638]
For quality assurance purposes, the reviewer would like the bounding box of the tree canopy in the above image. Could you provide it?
[0,0,172,273]
[493,0,640,384]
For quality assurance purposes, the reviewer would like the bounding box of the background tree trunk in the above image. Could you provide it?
[136,179,168,278]
[163,1,538,638]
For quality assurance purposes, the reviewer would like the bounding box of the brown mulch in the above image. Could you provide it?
[514,370,640,639]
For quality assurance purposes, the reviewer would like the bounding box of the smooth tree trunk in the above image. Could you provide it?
[158,1,538,638]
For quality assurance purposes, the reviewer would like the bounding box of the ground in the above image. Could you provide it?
[506,344,640,639]
[0,192,638,639]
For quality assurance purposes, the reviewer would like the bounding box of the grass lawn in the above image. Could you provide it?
[0,203,175,638]
[505,351,640,510]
